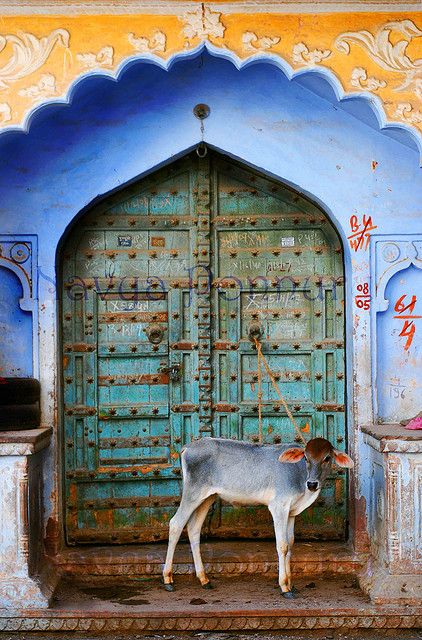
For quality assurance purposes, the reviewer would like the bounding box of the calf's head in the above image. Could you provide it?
[279,437,354,492]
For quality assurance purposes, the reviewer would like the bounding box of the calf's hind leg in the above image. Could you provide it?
[163,493,208,591]
[187,495,216,588]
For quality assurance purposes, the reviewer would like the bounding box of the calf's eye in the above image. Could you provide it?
[324,455,331,463]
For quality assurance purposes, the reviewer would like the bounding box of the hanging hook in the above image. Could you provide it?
[196,142,208,158]
[193,104,210,159]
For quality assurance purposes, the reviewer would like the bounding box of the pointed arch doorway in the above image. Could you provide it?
[61,149,346,545]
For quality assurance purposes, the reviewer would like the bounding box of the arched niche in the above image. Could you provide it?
[0,266,33,377]
[0,236,38,376]
[371,236,422,422]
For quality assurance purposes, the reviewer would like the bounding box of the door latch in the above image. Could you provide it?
[159,363,182,382]
[145,323,164,344]
[248,322,263,342]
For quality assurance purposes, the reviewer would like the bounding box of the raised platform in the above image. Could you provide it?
[1,574,421,633]
[54,540,365,581]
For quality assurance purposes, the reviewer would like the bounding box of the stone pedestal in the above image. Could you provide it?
[0,428,53,610]
[359,424,422,604]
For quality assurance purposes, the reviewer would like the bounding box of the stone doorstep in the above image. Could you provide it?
[0,575,421,632]
[53,540,365,579]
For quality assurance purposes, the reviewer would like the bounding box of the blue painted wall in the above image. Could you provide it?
[0,267,32,377]
[0,50,421,532]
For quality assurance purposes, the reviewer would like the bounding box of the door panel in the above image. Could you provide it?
[62,151,346,544]
[210,161,345,539]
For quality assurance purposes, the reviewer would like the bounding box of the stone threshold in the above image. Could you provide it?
[54,540,365,580]
[0,575,420,632]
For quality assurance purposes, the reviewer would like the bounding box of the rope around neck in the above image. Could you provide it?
[254,337,307,447]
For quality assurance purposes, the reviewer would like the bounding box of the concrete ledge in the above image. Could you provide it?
[361,424,422,453]
[360,566,422,606]
[0,428,52,456]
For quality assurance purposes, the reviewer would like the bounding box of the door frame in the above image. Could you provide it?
[56,148,351,547]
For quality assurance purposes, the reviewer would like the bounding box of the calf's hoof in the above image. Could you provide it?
[202,581,214,590]
[281,590,297,599]
[162,578,174,592]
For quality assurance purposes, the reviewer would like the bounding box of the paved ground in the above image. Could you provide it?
[1,575,421,638]
[50,574,369,613]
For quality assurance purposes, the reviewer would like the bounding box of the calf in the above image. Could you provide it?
[163,437,353,597]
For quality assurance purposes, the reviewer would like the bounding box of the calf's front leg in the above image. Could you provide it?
[269,502,295,598]
[286,515,296,592]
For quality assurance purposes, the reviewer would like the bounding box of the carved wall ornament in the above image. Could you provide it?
[382,242,401,264]
[181,6,225,41]
[395,102,422,125]
[242,31,280,53]
[335,20,422,98]
[0,237,37,313]
[0,612,421,632]
[0,15,419,147]
[128,31,166,54]
[292,42,331,65]
[76,45,114,69]
[350,67,387,91]
[387,456,400,563]
[18,72,56,100]
[0,29,70,90]
[0,102,11,123]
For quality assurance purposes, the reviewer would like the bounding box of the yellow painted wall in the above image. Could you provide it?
[0,8,421,134]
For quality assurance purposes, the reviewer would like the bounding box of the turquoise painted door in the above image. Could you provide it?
[62,151,346,544]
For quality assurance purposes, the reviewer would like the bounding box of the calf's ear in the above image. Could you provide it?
[333,449,354,468]
[279,448,305,463]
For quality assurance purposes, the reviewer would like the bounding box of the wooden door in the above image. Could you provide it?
[209,159,346,539]
[62,151,346,544]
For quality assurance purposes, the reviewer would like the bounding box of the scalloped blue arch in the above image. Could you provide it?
[0,40,419,546]
[1,41,422,163]
[0,44,420,430]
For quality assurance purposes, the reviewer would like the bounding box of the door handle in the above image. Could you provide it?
[248,322,263,342]
[159,363,182,382]
[145,323,164,344]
